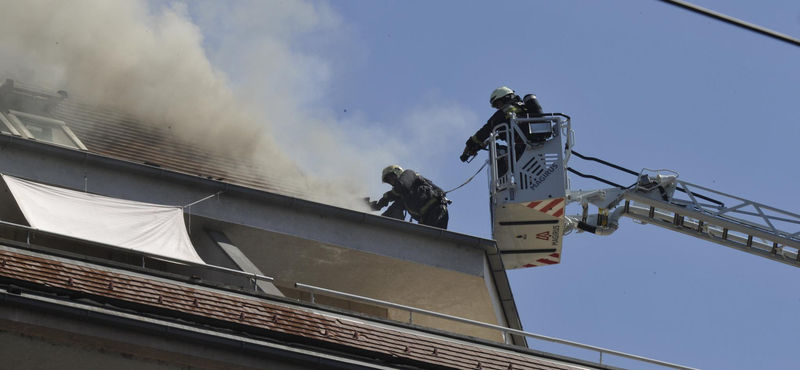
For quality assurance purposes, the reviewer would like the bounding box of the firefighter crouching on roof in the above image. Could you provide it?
[370,165,450,230]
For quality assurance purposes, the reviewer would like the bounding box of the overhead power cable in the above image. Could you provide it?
[569,150,724,207]
[571,151,639,176]
[567,167,633,189]
[659,0,800,48]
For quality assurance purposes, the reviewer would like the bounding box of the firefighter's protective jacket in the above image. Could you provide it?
[374,170,446,222]
[465,98,528,151]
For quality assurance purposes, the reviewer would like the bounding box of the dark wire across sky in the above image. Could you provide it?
[660,0,800,48]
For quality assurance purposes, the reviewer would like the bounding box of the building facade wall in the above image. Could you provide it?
[0,305,331,370]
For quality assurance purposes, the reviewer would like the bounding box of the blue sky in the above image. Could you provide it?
[176,1,800,369]
[22,1,794,369]
[272,2,799,368]
[309,2,800,369]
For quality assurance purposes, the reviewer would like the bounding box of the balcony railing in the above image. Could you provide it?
[295,283,698,370]
[0,220,274,290]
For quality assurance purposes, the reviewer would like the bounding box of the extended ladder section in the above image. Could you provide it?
[621,174,800,268]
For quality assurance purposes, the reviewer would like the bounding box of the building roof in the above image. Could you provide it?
[0,79,319,200]
[0,79,528,343]
[49,92,314,199]
[0,244,607,370]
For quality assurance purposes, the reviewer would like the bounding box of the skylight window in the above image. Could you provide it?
[0,112,19,136]
[2,109,86,150]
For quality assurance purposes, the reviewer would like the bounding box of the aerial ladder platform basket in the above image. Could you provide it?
[488,114,573,269]
[487,114,800,270]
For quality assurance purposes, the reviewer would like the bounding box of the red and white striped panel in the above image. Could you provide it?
[522,253,561,268]
[526,198,565,218]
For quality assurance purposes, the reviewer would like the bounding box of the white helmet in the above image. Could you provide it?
[489,86,514,107]
[382,165,403,182]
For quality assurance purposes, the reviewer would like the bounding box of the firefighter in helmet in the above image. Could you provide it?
[370,165,450,229]
[460,86,543,162]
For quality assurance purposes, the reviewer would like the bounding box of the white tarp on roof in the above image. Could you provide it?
[2,174,205,264]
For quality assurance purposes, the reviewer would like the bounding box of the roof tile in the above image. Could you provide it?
[51,99,313,200]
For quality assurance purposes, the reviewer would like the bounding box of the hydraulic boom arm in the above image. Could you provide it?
[567,171,800,268]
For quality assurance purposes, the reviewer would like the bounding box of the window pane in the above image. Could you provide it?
[17,117,78,149]
[49,126,77,148]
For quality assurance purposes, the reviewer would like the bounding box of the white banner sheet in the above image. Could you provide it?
[2,175,205,264]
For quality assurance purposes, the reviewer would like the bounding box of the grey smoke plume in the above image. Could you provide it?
[0,0,366,207]
[1,2,256,148]
[0,0,478,211]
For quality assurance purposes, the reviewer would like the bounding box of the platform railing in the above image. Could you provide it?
[488,114,572,203]
[488,122,514,200]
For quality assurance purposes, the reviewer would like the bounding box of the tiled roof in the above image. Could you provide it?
[11,81,313,200]
[0,246,592,370]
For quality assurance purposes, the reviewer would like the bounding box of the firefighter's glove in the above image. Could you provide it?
[460,145,478,162]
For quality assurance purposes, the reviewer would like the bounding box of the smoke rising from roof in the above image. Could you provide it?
[0,0,478,212]
[0,0,365,208]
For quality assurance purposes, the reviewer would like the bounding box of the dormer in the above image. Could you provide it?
[0,79,86,150]
[0,78,68,114]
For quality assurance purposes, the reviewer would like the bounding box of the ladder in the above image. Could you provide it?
[621,176,800,268]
